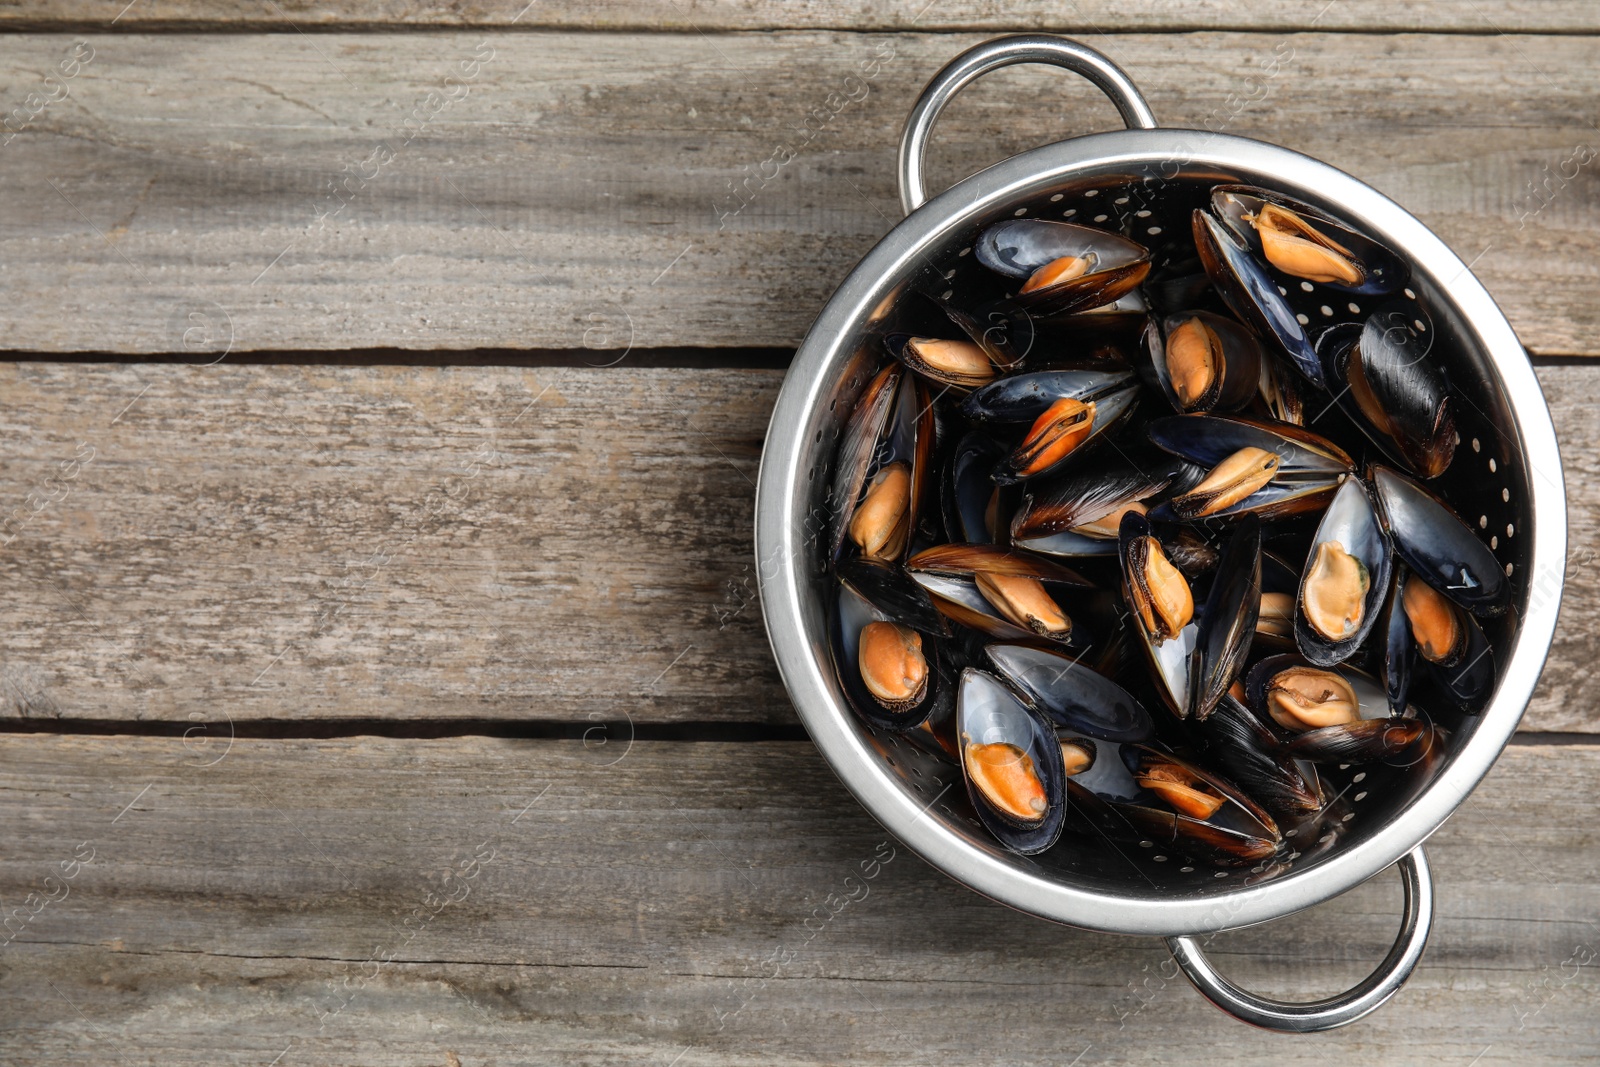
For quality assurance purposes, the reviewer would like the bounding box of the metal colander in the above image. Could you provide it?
[755,35,1565,1031]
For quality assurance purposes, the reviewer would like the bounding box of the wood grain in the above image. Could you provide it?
[0,360,1595,731]
[2,1,1597,33]
[0,31,1595,354]
[1,735,1595,1065]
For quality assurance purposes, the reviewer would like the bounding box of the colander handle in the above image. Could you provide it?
[897,34,1158,215]
[1164,845,1434,1032]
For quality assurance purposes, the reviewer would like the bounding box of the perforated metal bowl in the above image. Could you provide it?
[754,35,1565,1031]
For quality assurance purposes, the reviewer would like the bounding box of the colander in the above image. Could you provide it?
[754,34,1565,1032]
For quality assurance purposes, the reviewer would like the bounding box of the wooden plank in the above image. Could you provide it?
[3,1,1599,33]
[1,735,1596,1064]
[0,31,1595,355]
[0,360,1596,732]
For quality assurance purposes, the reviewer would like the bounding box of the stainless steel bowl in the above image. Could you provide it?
[754,35,1565,1032]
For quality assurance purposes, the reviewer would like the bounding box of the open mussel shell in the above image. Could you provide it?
[837,557,950,637]
[829,575,951,732]
[1294,476,1392,667]
[1319,304,1456,479]
[1370,464,1508,617]
[908,544,1091,648]
[1146,415,1353,522]
[885,292,1040,391]
[956,668,1068,855]
[1117,510,1199,718]
[1190,694,1324,821]
[830,363,899,559]
[1193,208,1324,388]
[830,363,934,563]
[985,644,1155,743]
[886,332,997,392]
[998,390,1142,485]
[907,543,1092,586]
[1383,566,1495,714]
[1211,185,1403,296]
[958,368,1142,485]
[974,219,1152,318]
[947,298,1036,372]
[1254,551,1302,651]
[1097,744,1281,867]
[1142,310,1262,414]
[961,366,1136,424]
[943,431,1008,545]
[1246,653,1432,765]
[1427,611,1494,713]
[1189,515,1262,720]
[1009,452,1176,543]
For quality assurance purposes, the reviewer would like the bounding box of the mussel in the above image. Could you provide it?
[1370,464,1508,617]
[1210,186,1402,296]
[886,294,1040,391]
[1066,744,1281,866]
[1246,654,1439,766]
[1147,416,1353,522]
[1142,310,1262,414]
[975,219,1152,318]
[829,561,952,732]
[961,367,1142,483]
[908,543,1090,646]
[1008,452,1176,547]
[1295,476,1392,666]
[942,431,1009,544]
[1319,304,1455,479]
[1188,515,1262,720]
[1190,693,1324,821]
[1380,565,1496,714]
[1118,510,1199,717]
[1193,208,1324,388]
[831,364,934,563]
[956,668,1068,854]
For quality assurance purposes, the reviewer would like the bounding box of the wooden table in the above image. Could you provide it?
[2,4,1597,1063]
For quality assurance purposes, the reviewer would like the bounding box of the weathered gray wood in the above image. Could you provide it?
[0,31,1595,354]
[0,360,1595,731]
[1,736,1595,1065]
[3,1,1598,32]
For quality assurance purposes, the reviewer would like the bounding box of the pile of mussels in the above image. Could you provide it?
[826,185,1510,870]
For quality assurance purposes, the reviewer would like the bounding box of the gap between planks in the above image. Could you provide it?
[0,347,1588,369]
